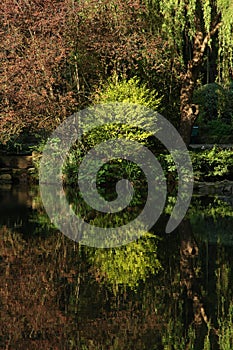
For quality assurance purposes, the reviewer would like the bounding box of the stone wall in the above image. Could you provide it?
[0,154,36,184]
[194,180,233,195]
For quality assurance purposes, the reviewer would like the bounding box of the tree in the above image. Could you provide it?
[0,0,78,144]
[2,0,233,147]
[145,0,233,145]
[0,0,169,144]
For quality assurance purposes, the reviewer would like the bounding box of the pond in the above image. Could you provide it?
[0,184,233,349]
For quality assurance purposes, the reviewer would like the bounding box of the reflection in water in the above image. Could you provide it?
[0,184,35,235]
[0,185,233,349]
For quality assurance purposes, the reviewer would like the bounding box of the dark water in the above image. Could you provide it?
[0,184,233,349]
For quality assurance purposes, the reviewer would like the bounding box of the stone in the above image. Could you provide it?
[0,155,33,169]
[0,183,12,190]
[27,167,36,174]
[223,185,233,195]
[0,173,12,183]
[194,180,233,195]
[0,168,12,174]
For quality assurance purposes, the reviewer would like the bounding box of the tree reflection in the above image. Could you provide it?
[1,188,233,349]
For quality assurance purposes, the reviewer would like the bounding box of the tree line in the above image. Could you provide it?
[1,0,233,146]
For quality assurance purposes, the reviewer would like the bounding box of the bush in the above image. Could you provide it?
[193,83,233,143]
[64,76,162,187]
[158,147,233,183]
[193,83,225,121]
[203,120,233,143]
[191,146,233,181]
[93,75,162,108]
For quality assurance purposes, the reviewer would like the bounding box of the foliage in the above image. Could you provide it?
[64,76,162,187]
[162,318,196,349]
[147,0,233,79]
[33,143,233,190]
[1,0,233,147]
[218,301,233,349]
[201,120,233,143]
[224,81,233,119]
[190,197,233,219]
[0,0,78,143]
[156,147,233,185]
[193,83,233,142]
[144,0,233,144]
[31,137,62,183]
[93,75,162,108]
[188,196,233,246]
[87,234,162,292]
[0,0,172,144]
[190,146,233,181]
[84,75,162,146]
[193,83,225,121]
[0,128,49,154]
[2,184,233,348]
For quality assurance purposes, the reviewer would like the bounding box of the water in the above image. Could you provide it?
[0,184,233,349]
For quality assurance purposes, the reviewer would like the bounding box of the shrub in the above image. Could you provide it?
[191,146,233,181]
[193,83,225,122]
[64,76,162,187]
[193,83,233,143]
[93,75,162,108]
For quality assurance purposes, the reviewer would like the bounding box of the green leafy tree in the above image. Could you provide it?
[64,76,162,186]
[145,0,233,145]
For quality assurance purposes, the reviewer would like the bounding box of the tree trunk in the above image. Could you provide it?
[179,220,208,348]
[179,33,204,146]
[179,72,199,146]
[179,17,222,145]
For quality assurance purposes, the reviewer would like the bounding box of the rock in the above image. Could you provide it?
[0,155,33,169]
[0,183,12,190]
[0,168,12,174]
[27,167,36,174]
[194,180,233,195]
[223,185,233,195]
[0,174,12,183]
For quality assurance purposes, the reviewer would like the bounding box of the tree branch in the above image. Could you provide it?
[200,13,222,55]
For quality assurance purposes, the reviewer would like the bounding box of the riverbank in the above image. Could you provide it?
[0,146,232,186]
[194,180,233,195]
[0,153,37,184]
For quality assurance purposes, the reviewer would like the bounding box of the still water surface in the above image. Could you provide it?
[0,184,233,349]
